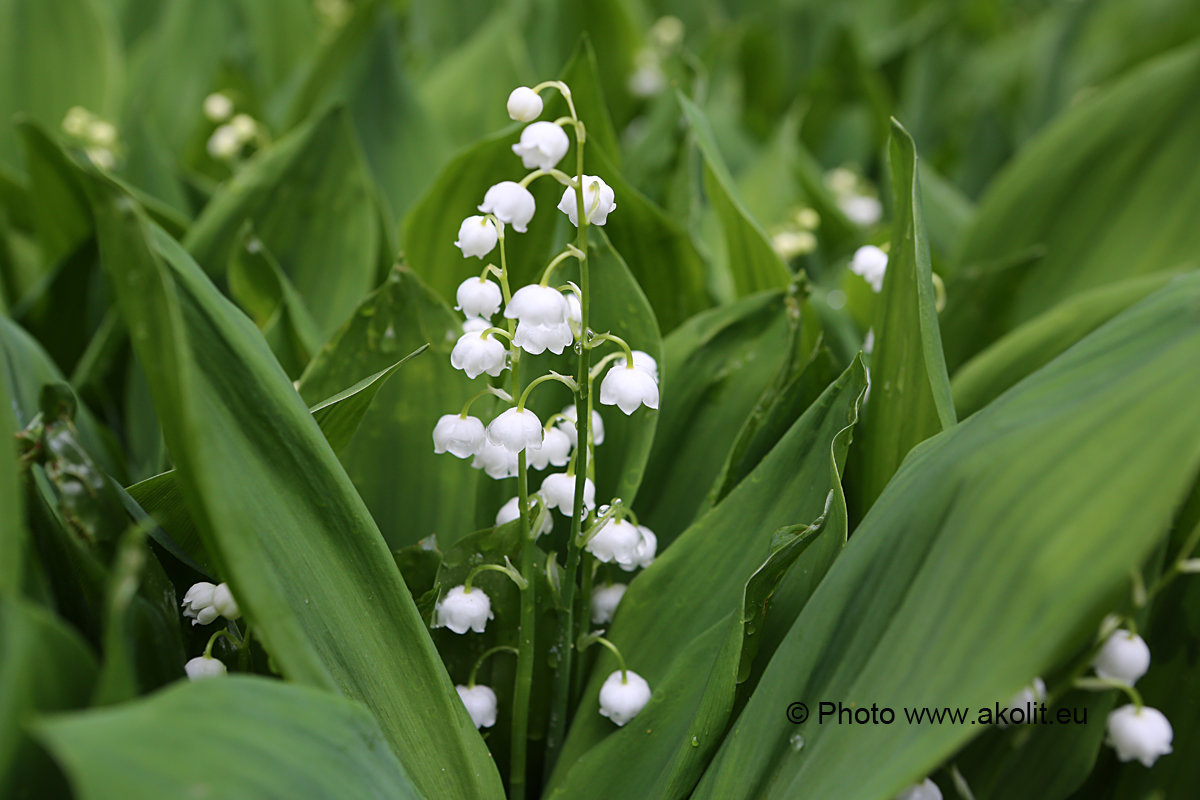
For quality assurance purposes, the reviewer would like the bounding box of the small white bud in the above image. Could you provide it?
[598,670,651,726]
[230,113,257,141]
[433,414,486,459]
[479,181,536,233]
[850,245,888,293]
[558,175,617,227]
[590,583,627,625]
[507,87,544,122]
[1106,705,1173,767]
[211,583,240,620]
[840,194,882,227]
[87,120,118,148]
[454,217,499,260]
[62,106,91,138]
[512,121,570,170]
[456,684,498,729]
[185,655,227,680]
[1093,629,1151,685]
[454,275,502,317]
[207,125,242,160]
[85,148,116,171]
[435,585,493,634]
[204,92,234,122]
[181,582,218,626]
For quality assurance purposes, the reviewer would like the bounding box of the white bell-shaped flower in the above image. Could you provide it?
[472,441,519,480]
[479,181,536,233]
[558,175,617,227]
[598,670,651,726]
[181,582,219,625]
[1002,677,1046,727]
[850,245,888,292]
[505,285,569,326]
[559,405,604,447]
[454,217,499,259]
[894,778,942,800]
[455,276,503,318]
[513,121,570,170]
[541,473,595,515]
[456,684,498,729]
[631,526,657,570]
[590,583,627,625]
[435,585,494,634]
[185,655,227,680]
[450,330,507,379]
[433,414,486,458]
[527,426,572,470]
[496,497,553,537]
[507,86,543,122]
[600,365,660,415]
[588,517,642,568]
[513,320,574,355]
[1093,630,1151,686]
[617,350,659,381]
[212,583,240,621]
[487,408,544,453]
[1106,705,1173,767]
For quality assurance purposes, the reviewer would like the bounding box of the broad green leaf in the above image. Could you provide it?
[0,0,121,171]
[231,0,319,102]
[691,272,1200,800]
[944,41,1200,370]
[952,272,1178,418]
[309,347,428,454]
[0,598,97,799]
[36,677,423,800]
[0,344,21,594]
[853,119,955,511]
[549,358,866,799]
[184,107,383,337]
[678,93,792,299]
[86,178,503,798]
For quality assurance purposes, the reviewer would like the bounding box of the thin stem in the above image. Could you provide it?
[579,633,628,679]
[539,245,585,286]
[463,559,528,592]
[1074,676,1145,708]
[589,332,635,363]
[203,628,239,659]
[468,646,519,688]
[517,372,578,410]
[458,386,514,417]
[519,167,575,189]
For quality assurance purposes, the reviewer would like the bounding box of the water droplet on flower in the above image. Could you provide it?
[789,733,805,751]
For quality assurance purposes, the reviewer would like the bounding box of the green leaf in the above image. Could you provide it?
[309,347,428,454]
[548,358,866,800]
[184,107,383,338]
[690,272,1200,800]
[0,0,121,171]
[0,341,22,594]
[678,92,792,299]
[36,677,424,800]
[951,272,1178,418]
[852,119,955,511]
[0,598,97,799]
[944,42,1200,370]
[86,178,503,798]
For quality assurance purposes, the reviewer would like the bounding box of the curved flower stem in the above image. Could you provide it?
[577,633,628,680]
[517,372,579,410]
[589,332,635,364]
[539,245,586,286]
[519,167,575,189]
[458,386,514,417]
[1074,676,1145,708]
[545,93,590,774]
[203,628,240,659]
[464,558,528,592]
[468,646,519,688]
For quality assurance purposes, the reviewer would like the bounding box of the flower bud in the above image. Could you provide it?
[1093,629,1151,685]
[479,181,536,233]
[540,473,595,515]
[456,684,498,729]
[558,175,617,227]
[507,87,543,122]
[487,408,544,454]
[185,655,228,680]
[1106,705,1173,766]
[512,121,570,170]
[204,92,234,122]
[600,365,660,415]
[598,670,651,726]
[433,414,486,459]
[450,330,508,379]
[454,217,499,260]
[207,125,241,160]
[590,583,627,624]
[435,585,494,634]
[455,276,502,318]
[181,582,220,626]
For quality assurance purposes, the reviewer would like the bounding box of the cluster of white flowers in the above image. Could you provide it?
[1092,627,1172,767]
[61,106,119,170]
[204,92,262,162]
[179,581,241,681]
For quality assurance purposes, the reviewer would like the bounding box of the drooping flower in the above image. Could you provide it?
[472,441,519,480]
[513,321,574,355]
[559,405,605,447]
[487,408,544,454]
[454,217,499,260]
[505,285,569,326]
[1106,705,1173,767]
[600,365,659,415]
[558,175,617,227]
[435,585,494,634]
[181,582,239,626]
[479,181,536,233]
[894,778,942,800]
[455,276,503,318]
[591,583,627,625]
[1093,630,1151,686]
[433,414,486,459]
[496,496,553,537]
[587,517,642,568]
[598,670,651,726]
[541,473,595,515]
[850,245,888,292]
[211,583,240,621]
[631,526,657,570]
[450,330,507,379]
[185,655,228,680]
[456,684,499,729]
[507,86,543,122]
[526,426,572,470]
[512,121,570,170]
